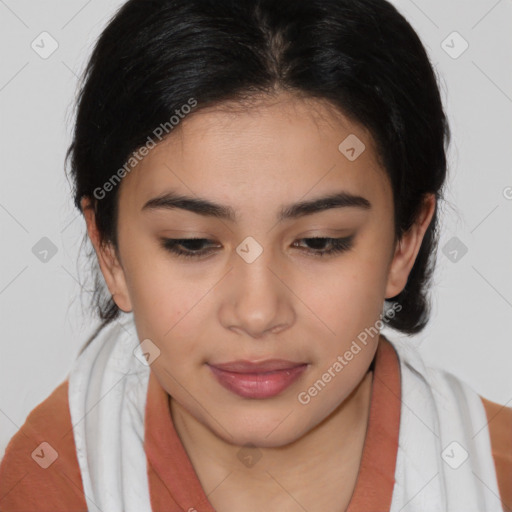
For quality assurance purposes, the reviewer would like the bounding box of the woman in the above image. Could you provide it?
[1,0,510,510]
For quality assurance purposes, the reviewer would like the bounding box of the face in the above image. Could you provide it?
[84,92,434,448]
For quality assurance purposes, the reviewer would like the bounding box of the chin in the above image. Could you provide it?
[213,415,310,449]
[227,431,298,450]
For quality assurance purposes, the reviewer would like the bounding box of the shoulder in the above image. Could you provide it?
[0,379,87,511]
[480,395,512,512]
[385,339,511,511]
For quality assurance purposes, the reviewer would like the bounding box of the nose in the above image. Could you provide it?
[218,251,295,339]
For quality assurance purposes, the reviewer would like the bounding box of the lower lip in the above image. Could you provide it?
[208,364,308,399]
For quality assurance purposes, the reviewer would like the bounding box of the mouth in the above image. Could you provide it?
[207,359,309,399]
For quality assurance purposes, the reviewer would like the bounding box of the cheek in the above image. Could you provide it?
[123,257,219,366]
[306,258,389,334]
[298,250,390,372]
[121,248,191,334]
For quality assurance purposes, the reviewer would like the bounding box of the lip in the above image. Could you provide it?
[207,359,309,399]
[209,358,307,373]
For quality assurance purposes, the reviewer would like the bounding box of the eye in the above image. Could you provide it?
[159,235,354,260]
[159,238,219,259]
[292,236,354,257]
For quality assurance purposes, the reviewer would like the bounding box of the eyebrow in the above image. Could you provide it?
[141,189,371,222]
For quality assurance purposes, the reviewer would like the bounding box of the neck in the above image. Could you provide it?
[169,350,376,506]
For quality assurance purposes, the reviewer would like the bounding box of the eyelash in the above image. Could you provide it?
[159,236,355,260]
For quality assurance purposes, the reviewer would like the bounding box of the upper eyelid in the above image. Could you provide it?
[160,235,354,249]
[163,235,349,241]
[159,235,355,260]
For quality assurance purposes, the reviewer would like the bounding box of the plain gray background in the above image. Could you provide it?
[1,0,511,458]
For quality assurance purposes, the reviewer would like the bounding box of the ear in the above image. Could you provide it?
[80,197,133,312]
[385,193,436,299]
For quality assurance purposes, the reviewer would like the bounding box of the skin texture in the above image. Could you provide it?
[82,91,435,510]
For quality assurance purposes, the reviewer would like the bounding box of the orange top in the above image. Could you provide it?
[0,337,510,511]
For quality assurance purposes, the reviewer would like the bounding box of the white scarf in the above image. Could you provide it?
[68,313,503,512]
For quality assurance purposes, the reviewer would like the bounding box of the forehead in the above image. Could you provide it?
[117,93,390,217]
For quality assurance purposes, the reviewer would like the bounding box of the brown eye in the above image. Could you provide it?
[160,238,220,259]
[159,235,355,260]
[293,236,354,257]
